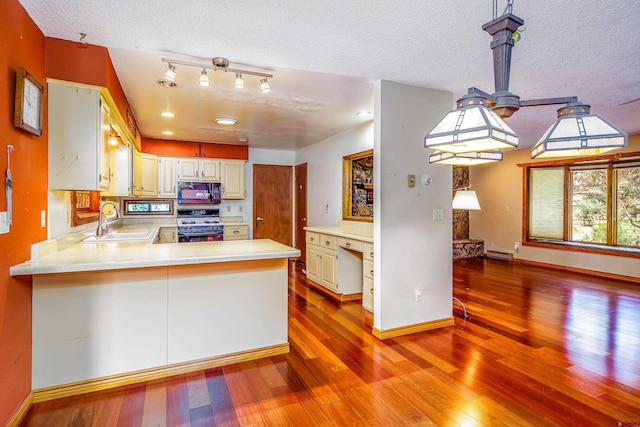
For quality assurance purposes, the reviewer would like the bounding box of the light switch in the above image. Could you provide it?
[0,212,8,234]
[41,210,46,228]
[432,208,443,221]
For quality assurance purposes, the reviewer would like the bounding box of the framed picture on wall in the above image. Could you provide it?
[14,67,44,136]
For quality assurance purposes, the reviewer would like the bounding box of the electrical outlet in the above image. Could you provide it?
[239,205,243,212]
[226,205,231,212]
[432,209,443,221]
[0,212,8,234]
[415,286,423,302]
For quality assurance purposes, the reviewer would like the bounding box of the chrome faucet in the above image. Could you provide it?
[96,201,121,237]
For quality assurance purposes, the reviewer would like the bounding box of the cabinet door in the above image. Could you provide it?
[199,159,221,181]
[306,245,319,283]
[158,227,178,243]
[104,141,133,197]
[133,149,143,195]
[362,277,373,312]
[141,153,158,196]
[177,158,198,180]
[158,157,177,197]
[48,82,104,191]
[99,100,111,190]
[221,160,246,199]
[320,249,337,291]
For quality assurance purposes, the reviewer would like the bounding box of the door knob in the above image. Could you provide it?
[256,217,264,221]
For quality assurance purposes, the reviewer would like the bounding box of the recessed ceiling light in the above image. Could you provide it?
[357,111,372,117]
[215,117,238,125]
[162,131,174,135]
[161,112,175,117]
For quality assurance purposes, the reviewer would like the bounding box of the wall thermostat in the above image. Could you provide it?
[421,174,432,187]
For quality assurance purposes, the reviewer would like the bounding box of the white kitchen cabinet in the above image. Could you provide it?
[104,139,134,197]
[221,160,246,199]
[48,80,110,191]
[223,224,249,241]
[133,149,143,196]
[141,153,158,196]
[176,158,220,181]
[157,226,178,243]
[305,228,373,308]
[158,157,177,197]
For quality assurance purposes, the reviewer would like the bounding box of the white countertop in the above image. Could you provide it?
[11,236,300,276]
[304,226,373,243]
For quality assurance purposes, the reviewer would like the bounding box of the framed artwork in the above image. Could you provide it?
[14,67,44,136]
[342,149,374,222]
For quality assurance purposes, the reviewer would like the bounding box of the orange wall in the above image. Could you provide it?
[0,0,48,424]
[46,37,136,136]
[142,138,249,160]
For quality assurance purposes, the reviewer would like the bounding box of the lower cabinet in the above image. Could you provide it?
[223,224,249,241]
[157,226,178,244]
[305,230,373,309]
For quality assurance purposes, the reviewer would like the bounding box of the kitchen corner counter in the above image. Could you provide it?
[10,239,300,276]
[303,226,373,242]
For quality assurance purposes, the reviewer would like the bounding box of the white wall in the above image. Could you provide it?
[470,135,640,279]
[295,122,374,226]
[374,80,454,331]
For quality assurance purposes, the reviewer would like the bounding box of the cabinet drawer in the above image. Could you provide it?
[320,234,337,251]
[337,237,362,252]
[363,259,374,279]
[224,224,248,239]
[362,243,374,261]
[306,232,320,246]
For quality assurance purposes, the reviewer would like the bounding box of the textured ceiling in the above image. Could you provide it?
[18,0,640,151]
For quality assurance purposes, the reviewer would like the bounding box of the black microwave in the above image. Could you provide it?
[177,181,221,205]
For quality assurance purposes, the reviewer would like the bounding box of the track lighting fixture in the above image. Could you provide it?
[158,57,273,92]
[425,1,626,163]
[260,78,271,93]
[234,73,244,88]
[164,64,177,82]
[199,69,210,87]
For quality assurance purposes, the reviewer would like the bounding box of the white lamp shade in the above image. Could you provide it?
[430,150,503,165]
[531,111,627,159]
[425,104,519,154]
[452,190,481,210]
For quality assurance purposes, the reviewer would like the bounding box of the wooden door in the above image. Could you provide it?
[294,163,308,264]
[253,164,292,246]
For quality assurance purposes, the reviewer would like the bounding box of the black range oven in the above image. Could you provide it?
[177,208,224,242]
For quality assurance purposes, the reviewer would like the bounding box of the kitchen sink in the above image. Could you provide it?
[83,229,155,243]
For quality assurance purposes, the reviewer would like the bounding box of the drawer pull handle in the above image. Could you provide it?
[345,242,351,247]
[325,241,330,246]
[370,252,374,258]
[310,237,314,241]
[370,270,374,276]
[233,230,240,234]
[370,288,374,293]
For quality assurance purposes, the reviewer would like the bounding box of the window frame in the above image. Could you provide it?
[520,151,640,259]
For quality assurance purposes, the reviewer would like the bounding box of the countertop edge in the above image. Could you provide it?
[304,226,373,242]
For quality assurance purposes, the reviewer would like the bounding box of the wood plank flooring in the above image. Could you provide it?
[20,258,640,426]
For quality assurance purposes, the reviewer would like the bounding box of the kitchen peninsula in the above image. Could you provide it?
[10,235,299,402]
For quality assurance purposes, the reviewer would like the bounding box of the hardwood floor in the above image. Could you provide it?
[20,258,640,426]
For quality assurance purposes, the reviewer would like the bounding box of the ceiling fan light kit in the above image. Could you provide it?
[425,0,627,165]
[158,56,273,93]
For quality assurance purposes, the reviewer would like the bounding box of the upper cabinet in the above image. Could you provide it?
[221,160,246,199]
[176,158,220,181]
[48,80,111,191]
[158,157,177,197]
[141,153,158,196]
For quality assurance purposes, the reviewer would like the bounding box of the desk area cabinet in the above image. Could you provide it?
[305,226,373,311]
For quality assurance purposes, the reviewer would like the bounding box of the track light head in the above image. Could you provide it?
[164,64,177,82]
[199,69,210,87]
[260,78,270,93]
[234,73,244,89]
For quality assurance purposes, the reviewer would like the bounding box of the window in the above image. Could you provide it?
[523,152,640,256]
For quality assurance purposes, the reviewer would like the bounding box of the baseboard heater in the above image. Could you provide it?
[485,250,514,261]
